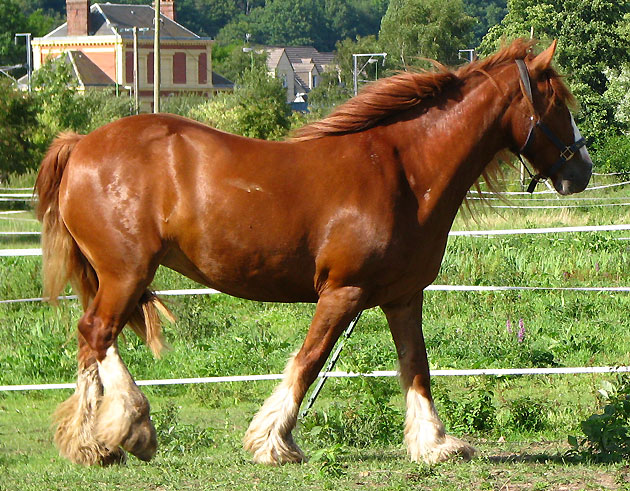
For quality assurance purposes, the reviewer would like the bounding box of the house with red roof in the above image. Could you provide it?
[29,1,232,111]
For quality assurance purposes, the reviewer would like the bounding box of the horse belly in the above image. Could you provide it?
[162,242,319,303]
[163,183,320,302]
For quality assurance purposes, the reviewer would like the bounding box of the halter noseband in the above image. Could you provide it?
[514,59,586,193]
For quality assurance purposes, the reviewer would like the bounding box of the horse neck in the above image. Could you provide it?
[384,75,514,225]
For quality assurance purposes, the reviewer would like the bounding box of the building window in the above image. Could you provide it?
[198,53,207,84]
[125,52,133,84]
[281,73,288,88]
[312,74,318,87]
[147,52,154,84]
[173,52,186,84]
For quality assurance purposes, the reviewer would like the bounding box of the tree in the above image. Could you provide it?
[171,0,241,38]
[334,34,384,90]
[479,0,630,142]
[0,80,38,177]
[307,68,352,116]
[189,67,291,140]
[31,56,88,139]
[217,0,388,52]
[248,0,331,48]
[0,0,30,68]
[212,43,268,83]
[306,34,387,115]
[463,0,507,46]
[14,0,65,16]
[31,57,134,147]
[379,0,476,68]
[0,0,62,81]
[323,0,388,52]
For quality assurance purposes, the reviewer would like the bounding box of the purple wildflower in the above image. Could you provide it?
[595,262,600,273]
[517,318,525,343]
[506,319,513,334]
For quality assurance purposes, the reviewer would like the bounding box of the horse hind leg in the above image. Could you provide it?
[54,275,159,465]
[53,335,126,466]
[94,341,156,461]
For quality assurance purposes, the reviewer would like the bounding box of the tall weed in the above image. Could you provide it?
[569,374,630,462]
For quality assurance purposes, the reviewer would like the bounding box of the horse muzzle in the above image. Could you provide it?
[552,153,593,195]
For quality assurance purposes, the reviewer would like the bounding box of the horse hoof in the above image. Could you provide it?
[409,435,476,465]
[99,447,127,466]
[250,444,305,465]
[121,418,158,461]
[245,430,305,465]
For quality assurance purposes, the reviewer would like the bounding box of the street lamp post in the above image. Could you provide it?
[14,33,32,92]
[352,52,387,96]
[243,33,254,70]
[458,49,475,63]
[154,0,161,113]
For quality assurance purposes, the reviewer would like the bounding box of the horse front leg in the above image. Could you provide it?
[382,291,475,464]
[244,286,364,464]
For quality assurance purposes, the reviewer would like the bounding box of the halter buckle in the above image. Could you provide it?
[560,147,575,161]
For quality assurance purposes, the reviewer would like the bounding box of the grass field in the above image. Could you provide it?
[1,171,630,489]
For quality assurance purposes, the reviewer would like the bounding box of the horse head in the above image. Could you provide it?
[506,40,592,195]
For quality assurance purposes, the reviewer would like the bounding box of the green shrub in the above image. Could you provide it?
[0,80,39,178]
[188,67,291,140]
[569,375,630,462]
[505,396,548,432]
[591,134,630,177]
[435,381,496,435]
[309,443,347,478]
[301,384,403,449]
[160,94,208,117]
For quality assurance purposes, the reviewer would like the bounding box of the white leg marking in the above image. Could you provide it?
[53,363,126,465]
[243,355,305,464]
[405,387,475,464]
[96,344,156,460]
[97,345,136,394]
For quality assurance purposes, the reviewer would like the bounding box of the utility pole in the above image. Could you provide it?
[352,52,387,96]
[14,33,32,92]
[133,26,140,114]
[154,0,161,113]
[120,26,150,114]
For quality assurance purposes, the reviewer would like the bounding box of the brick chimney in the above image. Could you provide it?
[66,0,90,36]
[155,0,176,22]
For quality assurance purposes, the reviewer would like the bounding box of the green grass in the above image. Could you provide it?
[1,389,629,490]
[1,173,630,489]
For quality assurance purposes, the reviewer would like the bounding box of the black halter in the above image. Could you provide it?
[514,59,587,193]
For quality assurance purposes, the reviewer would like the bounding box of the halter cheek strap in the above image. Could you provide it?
[513,59,587,193]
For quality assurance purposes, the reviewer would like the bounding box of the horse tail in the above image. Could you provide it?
[35,132,89,307]
[35,132,172,356]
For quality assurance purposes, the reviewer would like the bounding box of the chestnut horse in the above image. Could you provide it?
[35,39,591,466]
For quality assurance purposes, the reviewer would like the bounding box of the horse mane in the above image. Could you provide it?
[292,38,573,142]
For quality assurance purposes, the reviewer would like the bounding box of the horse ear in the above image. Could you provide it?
[529,40,557,77]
